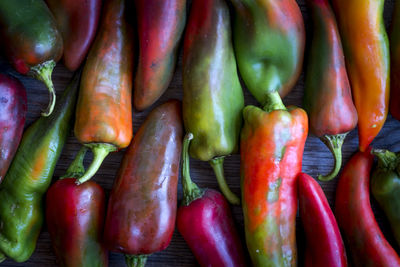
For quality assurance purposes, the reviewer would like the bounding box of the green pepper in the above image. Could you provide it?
[0,72,79,263]
[371,149,400,247]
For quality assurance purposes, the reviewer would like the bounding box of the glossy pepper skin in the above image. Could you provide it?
[335,149,400,267]
[229,0,305,103]
[45,0,102,71]
[177,133,246,267]
[74,0,134,185]
[0,74,27,183]
[297,173,347,267]
[304,0,357,181]
[134,0,186,110]
[183,0,244,205]
[332,0,389,152]
[103,100,182,267]
[46,147,108,267]
[390,0,400,120]
[240,92,308,266]
[371,149,400,247]
[0,72,79,263]
[0,0,63,116]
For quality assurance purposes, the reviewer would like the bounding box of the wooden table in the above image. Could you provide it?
[0,0,399,266]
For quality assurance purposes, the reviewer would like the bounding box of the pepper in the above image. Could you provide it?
[183,0,244,205]
[0,72,79,263]
[134,0,186,111]
[371,149,400,247]
[335,149,400,267]
[177,133,246,267]
[0,0,63,116]
[332,0,389,152]
[103,100,182,267]
[240,92,308,266]
[0,74,27,183]
[304,0,357,181]
[45,0,102,71]
[74,0,134,184]
[297,173,347,267]
[390,0,400,120]
[229,0,305,103]
[46,147,108,267]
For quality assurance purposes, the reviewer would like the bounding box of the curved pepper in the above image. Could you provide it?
[45,0,102,71]
[183,0,244,205]
[298,173,347,267]
[0,0,63,116]
[229,0,305,102]
[304,0,357,181]
[332,0,389,152]
[390,0,400,120]
[240,92,308,266]
[134,0,186,110]
[74,0,134,184]
[177,133,246,267]
[46,147,108,267]
[0,74,27,183]
[371,149,400,247]
[335,149,400,267]
[0,72,79,263]
[103,100,182,267]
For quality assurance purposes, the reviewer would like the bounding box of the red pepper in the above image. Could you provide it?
[177,133,246,267]
[0,73,27,183]
[103,100,182,267]
[335,149,400,266]
[45,0,102,71]
[46,147,108,267]
[298,173,347,267]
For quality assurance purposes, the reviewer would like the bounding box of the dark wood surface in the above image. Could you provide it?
[0,0,399,266]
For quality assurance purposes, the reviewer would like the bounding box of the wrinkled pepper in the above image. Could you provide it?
[240,92,308,266]
[177,133,246,267]
[0,74,27,183]
[390,0,400,120]
[230,0,305,102]
[134,0,186,110]
[304,0,357,181]
[371,149,400,247]
[0,72,79,263]
[45,0,102,71]
[46,147,108,267]
[74,0,134,184]
[103,100,182,267]
[183,0,244,205]
[0,0,63,116]
[335,149,400,267]
[332,0,389,151]
[297,173,347,267]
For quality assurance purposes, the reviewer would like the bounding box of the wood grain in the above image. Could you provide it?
[0,0,399,266]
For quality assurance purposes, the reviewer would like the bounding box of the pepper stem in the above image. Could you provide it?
[181,133,203,206]
[262,91,286,112]
[125,255,147,267]
[318,133,347,181]
[372,149,399,172]
[209,157,240,205]
[0,252,5,263]
[61,147,88,179]
[29,60,56,117]
[75,143,116,185]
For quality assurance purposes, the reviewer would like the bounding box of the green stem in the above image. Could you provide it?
[29,60,56,117]
[181,133,203,206]
[76,143,116,185]
[262,91,287,113]
[318,133,347,181]
[125,255,147,267]
[61,147,88,179]
[0,252,5,263]
[209,157,240,205]
[372,149,399,172]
